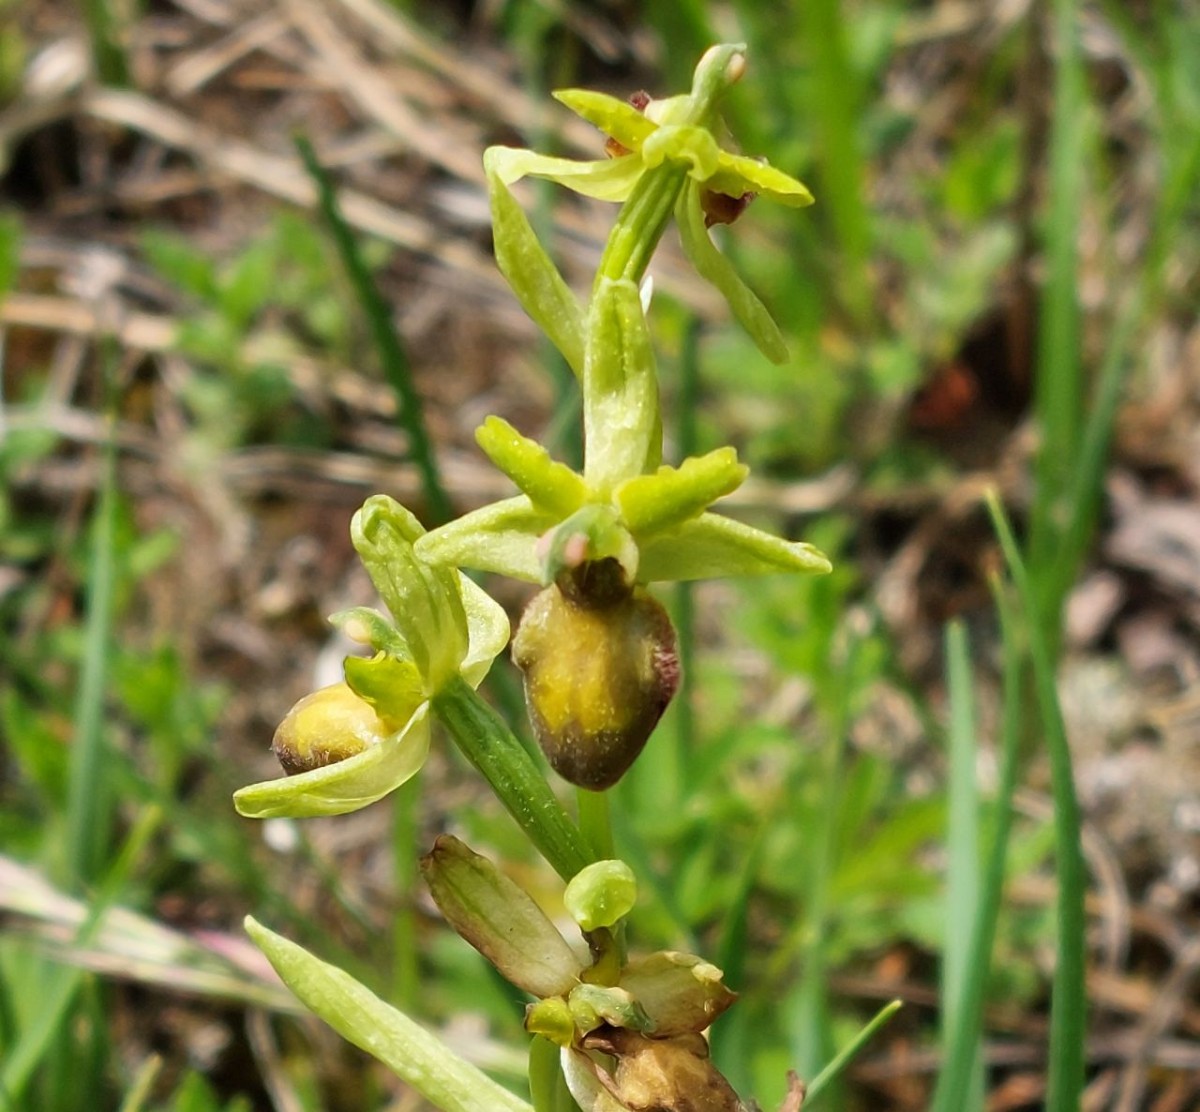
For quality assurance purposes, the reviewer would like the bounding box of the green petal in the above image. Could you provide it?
[487,169,585,378]
[245,918,533,1112]
[636,513,831,582]
[709,152,814,206]
[614,447,748,536]
[475,416,588,517]
[421,835,583,998]
[484,146,643,202]
[582,277,661,492]
[344,653,426,720]
[351,496,467,686]
[415,496,555,582]
[234,705,431,819]
[640,125,721,182]
[459,575,511,688]
[675,181,788,364]
[552,89,657,151]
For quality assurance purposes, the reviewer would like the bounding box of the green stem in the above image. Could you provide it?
[432,677,593,880]
[391,776,421,1009]
[575,788,614,861]
[596,165,689,285]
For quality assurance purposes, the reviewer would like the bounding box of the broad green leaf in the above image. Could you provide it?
[637,513,831,582]
[675,181,788,364]
[246,918,533,1112]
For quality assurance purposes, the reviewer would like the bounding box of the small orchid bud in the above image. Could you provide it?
[512,560,679,790]
[271,683,388,775]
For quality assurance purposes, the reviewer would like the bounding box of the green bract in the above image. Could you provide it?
[485,42,813,365]
[233,496,510,819]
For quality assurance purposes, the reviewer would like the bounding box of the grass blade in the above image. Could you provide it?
[987,492,1087,1112]
[939,620,984,1109]
[931,588,1024,1111]
[295,134,453,525]
[803,998,902,1106]
[64,360,118,889]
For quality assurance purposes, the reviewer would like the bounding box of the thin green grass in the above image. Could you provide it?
[295,134,453,526]
[803,998,902,1107]
[1,808,162,1109]
[63,352,118,891]
[988,493,1087,1112]
[940,620,985,1109]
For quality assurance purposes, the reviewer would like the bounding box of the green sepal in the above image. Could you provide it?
[486,166,586,378]
[415,495,556,583]
[343,652,426,721]
[421,835,583,999]
[351,495,468,685]
[640,125,721,181]
[540,504,638,585]
[564,860,637,932]
[582,277,661,492]
[707,153,814,206]
[484,146,642,202]
[637,512,831,582]
[328,606,411,660]
[675,180,788,364]
[233,704,430,819]
[567,984,653,1037]
[553,89,657,151]
[614,447,748,536]
[475,416,588,517]
[245,917,533,1112]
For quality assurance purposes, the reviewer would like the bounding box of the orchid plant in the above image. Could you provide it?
[237,44,849,1112]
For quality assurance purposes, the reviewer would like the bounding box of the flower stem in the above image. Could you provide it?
[575,787,614,861]
[432,676,593,880]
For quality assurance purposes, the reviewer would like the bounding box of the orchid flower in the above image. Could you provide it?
[233,495,509,819]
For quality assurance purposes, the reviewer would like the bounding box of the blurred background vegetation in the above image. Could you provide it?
[1,1,1198,1109]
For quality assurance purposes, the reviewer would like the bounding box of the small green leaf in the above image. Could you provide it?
[484,146,642,202]
[637,512,831,582]
[245,917,533,1112]
[675,181,788,364]
[421,835,584,998]
[553,89,657,151]
[487,169,586,378]
[582,277,661,492]
[475,416,588,517]
[234,705,430,819]
[614,448,748,536]
[415,496,556,582]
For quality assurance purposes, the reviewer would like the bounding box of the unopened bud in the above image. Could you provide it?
[512,560,679,790]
